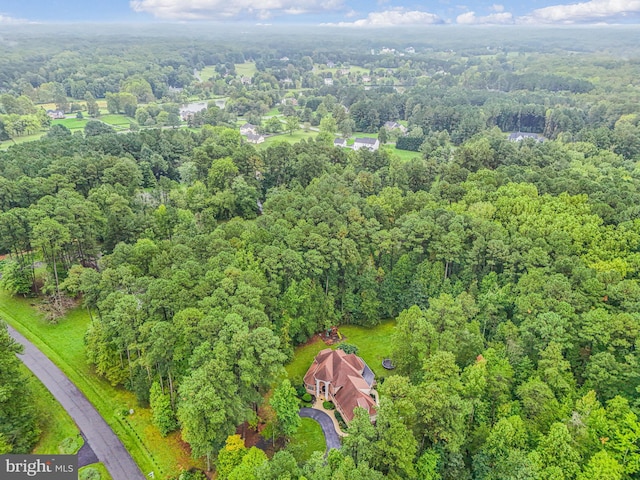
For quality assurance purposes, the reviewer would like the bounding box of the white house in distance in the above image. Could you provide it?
[324,78,334,86]
[508,132,544,142]
[240,123,258,136]
[334,138,347,148]
[384,121,407,134]
[245,133,265,144]
[353,137,380,151]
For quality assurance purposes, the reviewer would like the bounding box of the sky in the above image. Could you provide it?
[1,0,640,25]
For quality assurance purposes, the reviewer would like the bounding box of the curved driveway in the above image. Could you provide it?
[8,325,145,480]
[299,407,342,451]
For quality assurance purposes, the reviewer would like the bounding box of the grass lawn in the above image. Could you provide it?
[339,320,396,378]
[285,319,396,384]
[0,133,45,150]
[263,107,281,117]
[384,145,421,162]
[285,337,326,384]
[289,418,326,462]
[79,463,113,480]
[259,130,317,148]
[26,365,82,455]
[100,114,134,127]
[51,117,89,131]
[236,62,258,77]
[0,291,198,478]
[199,65,216,81]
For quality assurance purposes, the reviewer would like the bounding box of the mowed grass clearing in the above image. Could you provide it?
[26,364,82,455]
[236,62,258,77]
[199,66,217,81]
[289,418,326,462]
[259,130,318,148]
[285,319,396,383]
[51,117,89,131]
[0,291,198,478]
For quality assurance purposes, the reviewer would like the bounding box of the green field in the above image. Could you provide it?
[100,114,134,127]
[384,145,421,162]
[199,66,216,81]
[51,117,90,131]
[236,62,258,77]
[0,291,198,478]
[0,133,45,150]
[339,320,396,378]
[259,130,318,148]
[289,418,326,462]
[27,365,82,455]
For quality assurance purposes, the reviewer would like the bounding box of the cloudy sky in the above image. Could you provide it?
[1,0,640,25]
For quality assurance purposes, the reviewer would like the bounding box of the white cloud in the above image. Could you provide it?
[326,9,443,26]
[520,0,640,24]
[456,11,513,24]
[0,14,28,24]
[130,0,344,20]
[490,4,505,12]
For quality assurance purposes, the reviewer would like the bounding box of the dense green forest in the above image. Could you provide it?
[3,26,640,479]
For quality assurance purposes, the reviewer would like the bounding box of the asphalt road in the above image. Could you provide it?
[299,407,342,451]
[8,325,146,480]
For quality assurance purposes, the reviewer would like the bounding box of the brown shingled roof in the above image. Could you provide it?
[304,348,377,423]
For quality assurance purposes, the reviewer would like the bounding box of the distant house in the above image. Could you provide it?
[405,47,416,54]
[46,110,65,119]
[353,137,380,151]
[180,111,195,122]
[327,61,336,68]
[280,56,290,62]
[338,68,350,76]
[240,76,252,85]
[362,75,371,83]
[245,133,265,144]
[384,121,408,134]
[304,349,378,423]
[334,138,347,148]
[240,123,258,136]
[324,78,334,86]
[281,97,298,106]
[508,132,544,142]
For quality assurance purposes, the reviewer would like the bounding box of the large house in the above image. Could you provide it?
[384,121,407,134]
[508,132,544,142]
[240,123,258,136]
[353,137,380,151]
[245,133,265,144]
[304,349,378,423]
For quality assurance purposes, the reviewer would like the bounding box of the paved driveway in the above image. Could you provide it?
[8,325,146,480]
[299,408,342,451]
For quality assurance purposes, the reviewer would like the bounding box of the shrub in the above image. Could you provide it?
[59,435,83,454]
[79,467,100,480]
[302,393,312,402]
[295,384,307,397]
[334,411,348,430]
[323,401,335,410]
[302,402,313,408]
[337,343,359,355]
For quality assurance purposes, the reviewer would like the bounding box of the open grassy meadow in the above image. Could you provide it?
[259,130,318,148]
[51,117,90,131]
[0,291,199,478]
[236,62,258,77]
[199,65,216,81]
